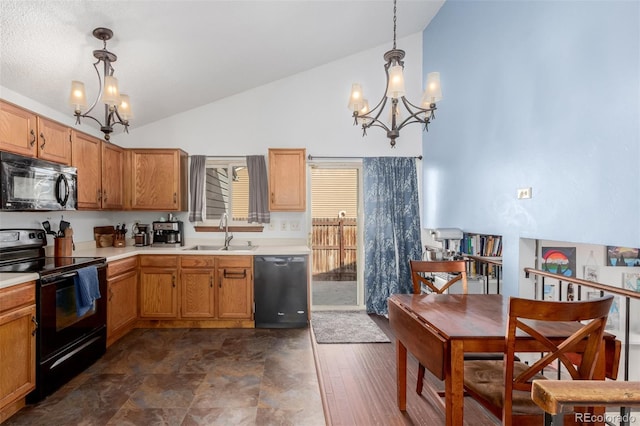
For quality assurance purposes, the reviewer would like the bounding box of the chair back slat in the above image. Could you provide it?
[409,260,468,295]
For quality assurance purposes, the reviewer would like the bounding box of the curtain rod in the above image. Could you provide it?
[307,155,422,160]
[189,155,247,158]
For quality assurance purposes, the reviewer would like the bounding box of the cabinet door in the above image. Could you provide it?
[0,100,37,157]
[101,142,124,209]
[180,270,215,318]
[0,305,36,412]
[139,268,178,318]
[72,131,102,209]
[107,269,138,344]
[36,117,71,165]
[268,148,306,211]
[130,149,184,210]
[217,257,253,320]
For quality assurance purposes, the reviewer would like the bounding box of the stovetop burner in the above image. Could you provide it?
[0,229,105,278]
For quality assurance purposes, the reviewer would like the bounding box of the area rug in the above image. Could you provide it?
[311,311,391,344]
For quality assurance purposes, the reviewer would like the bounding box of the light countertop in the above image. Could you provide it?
[0,240,311,289]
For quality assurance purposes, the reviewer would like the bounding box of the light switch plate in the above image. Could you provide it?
[517,187,532,199]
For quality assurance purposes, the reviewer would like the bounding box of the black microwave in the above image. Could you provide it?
[1,151,77,211]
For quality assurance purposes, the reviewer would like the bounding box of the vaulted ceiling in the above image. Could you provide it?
[1,1,444,128]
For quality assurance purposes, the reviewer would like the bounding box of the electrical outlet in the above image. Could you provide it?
[517,187,532,199]
[268,220,276,231]
[280,221,288,231]
[290,220,300,231]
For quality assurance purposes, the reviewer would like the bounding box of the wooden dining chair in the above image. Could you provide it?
[463,295,614,426]
[410,259,506,397]
[410,260,507,396]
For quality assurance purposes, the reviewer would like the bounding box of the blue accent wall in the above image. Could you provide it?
[422,1,640,295]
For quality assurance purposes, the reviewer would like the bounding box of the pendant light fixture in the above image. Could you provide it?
[69,27,132,141]
[348,0,442,147]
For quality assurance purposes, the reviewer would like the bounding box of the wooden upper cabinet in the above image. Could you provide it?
[268,148,306,211]
[36,117,71,165]
[101,143,125,210]
[128,149,188,211]
[71,132,124,210]
[0,100,38,157]
[0,100,71,165]
[72,131,102,209]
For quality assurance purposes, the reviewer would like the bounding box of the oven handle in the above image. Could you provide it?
[40,271,78,285]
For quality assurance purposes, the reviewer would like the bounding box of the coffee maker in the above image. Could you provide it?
[134,224,151,247]
[152,221,184,247]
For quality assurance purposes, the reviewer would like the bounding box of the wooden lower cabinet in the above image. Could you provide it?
[106,257,138,347]
[135,255,253,327]
[217,256,253,320]
[0,281,36,423]
[180,256,253,320]
[180,270,215,318]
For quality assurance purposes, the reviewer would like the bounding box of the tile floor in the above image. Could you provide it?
[6,327,325,426]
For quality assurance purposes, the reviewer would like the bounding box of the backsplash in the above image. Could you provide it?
[0,210,307,246]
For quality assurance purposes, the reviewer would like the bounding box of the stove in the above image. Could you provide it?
[0,229,105,275]
[0,229,107,402]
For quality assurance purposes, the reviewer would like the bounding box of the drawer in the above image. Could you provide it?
[216,255,253,269]
[181,255,216,268]
[107,256,138,278]
[0,281,36,313]
[139,255,178,268]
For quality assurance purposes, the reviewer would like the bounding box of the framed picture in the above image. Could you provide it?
[541,247,576,278]
[606,246,640,267]
[623,273,640,292]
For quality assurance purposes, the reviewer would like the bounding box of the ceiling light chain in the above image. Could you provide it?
[68,27,132,141]
[347,0,442,148]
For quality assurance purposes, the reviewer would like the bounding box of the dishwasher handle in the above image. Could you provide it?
[254,256,307,266]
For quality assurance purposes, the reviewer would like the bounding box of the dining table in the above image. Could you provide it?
[388,293,614,426]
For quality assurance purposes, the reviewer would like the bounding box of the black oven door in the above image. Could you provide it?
[38,265,107,360]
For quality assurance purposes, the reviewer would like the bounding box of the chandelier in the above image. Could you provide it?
[69,27,132,141]
[348,0,442,148]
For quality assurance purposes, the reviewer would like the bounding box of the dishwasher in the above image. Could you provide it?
[254,255,308,328]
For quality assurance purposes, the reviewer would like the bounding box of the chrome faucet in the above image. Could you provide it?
[220,212,233,249]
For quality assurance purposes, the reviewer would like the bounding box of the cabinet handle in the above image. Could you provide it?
[271,192,274,203]
[40,132,46,150]
[97,189,102,202]
[30,129,36,147]
[172,274,176,287]
[108,287,114,301]
[103,190,107,203]
[210,275,213,288]
[31,316,39,336]
[173,192,177,203]
[223,269,247,279]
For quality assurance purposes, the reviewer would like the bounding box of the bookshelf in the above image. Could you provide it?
[461,232,503,293]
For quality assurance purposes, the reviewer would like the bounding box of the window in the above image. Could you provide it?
[204,159,249,223]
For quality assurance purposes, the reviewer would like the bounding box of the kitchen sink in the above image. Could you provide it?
[184,245,258,252]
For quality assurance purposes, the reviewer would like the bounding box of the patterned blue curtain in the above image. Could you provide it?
[363,157,422,315]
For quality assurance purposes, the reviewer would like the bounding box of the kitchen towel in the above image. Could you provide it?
[74,266,101,317]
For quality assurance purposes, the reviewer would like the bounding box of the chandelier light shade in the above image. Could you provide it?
[69,27,131,141]
[348,0,442,147]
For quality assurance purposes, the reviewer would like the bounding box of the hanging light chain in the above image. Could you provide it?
[392,0,397,50]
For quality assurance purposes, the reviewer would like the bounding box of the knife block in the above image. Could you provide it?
[54,237,73,257]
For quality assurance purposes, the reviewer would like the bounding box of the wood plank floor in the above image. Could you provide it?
[312,314,500,426]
